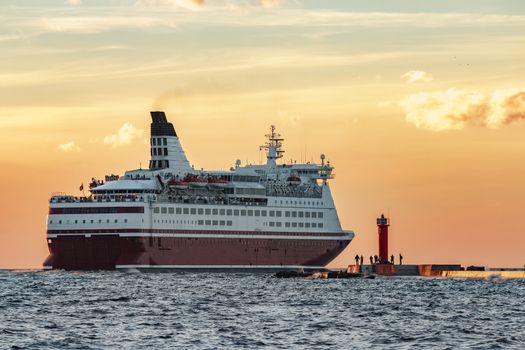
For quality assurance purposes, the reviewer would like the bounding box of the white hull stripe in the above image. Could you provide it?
[47,232,353,240]
[116,264,326,270]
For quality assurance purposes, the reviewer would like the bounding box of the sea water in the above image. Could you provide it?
[0,270,523,349]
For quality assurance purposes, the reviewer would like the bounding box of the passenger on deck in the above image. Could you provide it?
[360,255,364,265]
[399,254,403,265]
[369,256,373,265]
[355,255,360,265]
[390,254,395,264]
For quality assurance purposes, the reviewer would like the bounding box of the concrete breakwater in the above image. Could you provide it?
[347,264,525,279]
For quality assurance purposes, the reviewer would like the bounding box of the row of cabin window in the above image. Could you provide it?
[154,207,324,218]
[50,219,128,224]
[151,147,168,157]
[153,219,322,228]
[151,138,167,146]
[276,199,323,206]
[269,222,323,228]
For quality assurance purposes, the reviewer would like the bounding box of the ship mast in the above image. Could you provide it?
[260,125,284,169]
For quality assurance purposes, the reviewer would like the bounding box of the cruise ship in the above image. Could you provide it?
[44,111,354,271]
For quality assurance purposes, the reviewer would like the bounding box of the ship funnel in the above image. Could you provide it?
[148,111,191,172]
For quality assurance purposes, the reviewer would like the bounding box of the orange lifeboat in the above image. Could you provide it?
[185,175,208,188]
[168,178,189,190]
[287,175,301,186]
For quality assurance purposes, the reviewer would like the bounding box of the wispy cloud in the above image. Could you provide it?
[14,8,525,36]
[400,88,525,131]
[401,70,433,83]
[65,0,82,5]
[58,140,81,152]
[136,0,204,10]
[104,123,144,147]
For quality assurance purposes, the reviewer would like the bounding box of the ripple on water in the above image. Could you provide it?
[0,270,524,349]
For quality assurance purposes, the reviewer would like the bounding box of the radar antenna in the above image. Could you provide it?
[259,125,285,168]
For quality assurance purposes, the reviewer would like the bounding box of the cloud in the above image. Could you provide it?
[400,88,525,131]
[58,141,81,152]
[104,123,144,147]
[65,0,82,5]
[136,0,205,10]
[401,70,433,83]
[258,0,281,8]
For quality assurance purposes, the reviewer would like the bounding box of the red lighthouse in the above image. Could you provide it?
[377,214,390,264]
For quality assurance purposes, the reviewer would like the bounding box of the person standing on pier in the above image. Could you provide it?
[355,255,360,265]
[360,255,364,265]
[399,254,403,265]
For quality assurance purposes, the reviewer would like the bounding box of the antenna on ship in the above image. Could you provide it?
[260,125,284,169]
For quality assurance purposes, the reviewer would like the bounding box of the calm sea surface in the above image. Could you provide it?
[0,270,524,349]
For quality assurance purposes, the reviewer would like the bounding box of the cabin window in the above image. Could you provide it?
[311,212,317,218]
[164,148,168,156]
[269,210,275,217]
[183,208,189,214]
[292,211,297,218]
[152,138,156,146]
[312,223,317,228]
[298,212,304,218]
[176,208,182,214]
[276,211,282,217]
[285,222,290,228]
[161,207,167,214]
[168,208,174,214]
[318,212,323,218]
[154,207,160,214]
[226,220,233,226]
[269,222,275,227]
[212,209,218,215]
[226,209,232,216]
[212,220,218,226]
[198,220,204,225]
[241,210,246,216]
[163,138,167,145]
[305,212,310,218]
[220,220,225,226]
[205,220,211,225]
[220,209,225,215]
[198,208,204,215]
[298,222,304,228]
[248,210,253,216]
[292,222,297,227]
[318,223,324,228]
[205,209,211,215]
[190,208,196,215]
[285,211,290,217]
[254,210,260,217]
[276,222,282,227]
[234,209,239,216]
[261,210,267,217]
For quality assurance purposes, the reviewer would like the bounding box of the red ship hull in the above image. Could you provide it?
[44,231,350,271]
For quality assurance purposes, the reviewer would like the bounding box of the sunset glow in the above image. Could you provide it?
[1,0,524,268]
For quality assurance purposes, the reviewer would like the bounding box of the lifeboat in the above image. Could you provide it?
[287,175,301,186]
[185,175,208,188]
[168,178,189,190]
[207,177,229,189]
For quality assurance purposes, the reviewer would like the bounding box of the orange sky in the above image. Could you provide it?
[1,0,524,268]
